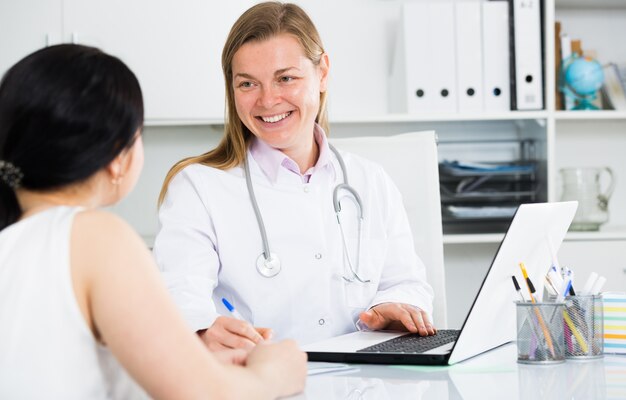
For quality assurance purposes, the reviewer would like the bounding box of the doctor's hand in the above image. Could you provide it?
[358,303,436,336]
[199,316,273,351]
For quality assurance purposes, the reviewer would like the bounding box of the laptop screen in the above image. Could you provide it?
[448,201,578,364]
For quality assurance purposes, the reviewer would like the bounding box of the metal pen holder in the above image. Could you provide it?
[516,301,565,364]
[563,295,604,359]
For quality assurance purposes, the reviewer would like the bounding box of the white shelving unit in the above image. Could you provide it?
[3,0,624,328]
[442,0,626,327]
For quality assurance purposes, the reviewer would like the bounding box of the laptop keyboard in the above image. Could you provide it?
[357,329,460,354]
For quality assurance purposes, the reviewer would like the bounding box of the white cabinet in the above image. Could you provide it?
[0,0,62,76]
[0,0,258,121]
[61,0,258,121]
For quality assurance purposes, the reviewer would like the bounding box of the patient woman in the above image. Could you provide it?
[0,44,305,399]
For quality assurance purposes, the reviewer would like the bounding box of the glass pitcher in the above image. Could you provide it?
[560,167,615,231]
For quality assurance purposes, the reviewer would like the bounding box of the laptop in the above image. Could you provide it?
[304,201,578,365]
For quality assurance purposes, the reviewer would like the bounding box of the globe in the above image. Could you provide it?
[559,54,604,110]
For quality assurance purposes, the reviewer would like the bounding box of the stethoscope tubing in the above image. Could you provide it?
[245,143,369,282]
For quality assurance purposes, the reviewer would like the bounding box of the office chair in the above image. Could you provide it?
[330,131,447,328]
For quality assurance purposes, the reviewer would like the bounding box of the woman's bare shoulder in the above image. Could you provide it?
[72,209,150,267]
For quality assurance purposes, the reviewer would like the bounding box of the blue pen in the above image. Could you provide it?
[556,278,572,303]
[221,298,245,321]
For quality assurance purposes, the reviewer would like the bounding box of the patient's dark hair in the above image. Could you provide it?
[0,44,144,230]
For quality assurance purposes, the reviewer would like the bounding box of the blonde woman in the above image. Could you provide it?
[155,1,436,352]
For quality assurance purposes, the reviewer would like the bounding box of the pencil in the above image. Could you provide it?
[519,262,557,358]
[563,310,589,354]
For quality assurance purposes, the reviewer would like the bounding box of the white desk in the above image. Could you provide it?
[290,344,626,399]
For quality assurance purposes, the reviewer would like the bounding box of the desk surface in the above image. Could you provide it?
[291,344,626,399]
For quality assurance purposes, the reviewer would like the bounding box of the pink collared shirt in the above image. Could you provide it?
[249,124,334,184]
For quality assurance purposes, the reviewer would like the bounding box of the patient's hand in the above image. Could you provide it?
[198,316,273,351]
[358,303,436,336]
[212,348,248,365]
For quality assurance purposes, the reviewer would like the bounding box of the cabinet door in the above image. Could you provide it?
[63,0,253,121]
[0,0,62,78]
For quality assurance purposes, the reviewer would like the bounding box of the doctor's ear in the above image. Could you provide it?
[318,53,330,93]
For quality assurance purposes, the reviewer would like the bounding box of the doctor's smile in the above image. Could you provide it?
[259,111,292,123]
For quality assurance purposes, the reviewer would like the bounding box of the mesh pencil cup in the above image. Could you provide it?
[516,301,565,364]
[563,295,604,359]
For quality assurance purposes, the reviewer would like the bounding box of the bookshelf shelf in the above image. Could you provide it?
[145,111,548,126]
[145,118,224,127]
[556,0,626,10]
[554,110,626,120]
[143,111,551,127]
[443,228,626,245]
[331,112,548,124]
[565,226,626,241]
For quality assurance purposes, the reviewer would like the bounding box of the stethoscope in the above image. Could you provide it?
[244,143,370,283]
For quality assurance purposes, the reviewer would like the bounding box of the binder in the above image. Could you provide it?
[389,2,457,114]
[554,21,563,110]
[510,0,544,110]
[602,63,626,111]
[481,1,511,112]
[455,1,484,113]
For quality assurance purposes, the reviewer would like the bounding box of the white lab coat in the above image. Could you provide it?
[153,148,433,345]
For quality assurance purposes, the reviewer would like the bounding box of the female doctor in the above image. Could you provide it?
[153,2,436,351]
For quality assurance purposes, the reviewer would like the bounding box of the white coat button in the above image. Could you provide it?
[303,186,310,193]
[318,318,325,325]
[315,253,322,260]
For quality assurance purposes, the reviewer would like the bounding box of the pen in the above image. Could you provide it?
[556,277,572,303]
[519,263,556,357]
[519,263,539,303]
[590,276,606,295]
[512,275,543,358]
[544,276,559,296]
[512,276,527,302]
[581,272,598,295]
[222,298,245,321]
[548,265,564,288]
[563,309,589,354]
[565,267,576,296]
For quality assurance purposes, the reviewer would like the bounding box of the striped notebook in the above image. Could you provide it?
[603,292,626,354]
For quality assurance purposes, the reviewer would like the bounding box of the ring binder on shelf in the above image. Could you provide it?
[509,0,545,110]
[389,2,457,114]
[482,0,511,112]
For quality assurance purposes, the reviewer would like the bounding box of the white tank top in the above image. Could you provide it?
[0,206,146,399]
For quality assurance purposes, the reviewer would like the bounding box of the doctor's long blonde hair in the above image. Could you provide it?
[158,1,329,205]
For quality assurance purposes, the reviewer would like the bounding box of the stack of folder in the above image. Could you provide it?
[388,0,544,114]
[603,292,626,355]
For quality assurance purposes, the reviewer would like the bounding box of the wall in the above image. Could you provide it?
[109,126,222,244]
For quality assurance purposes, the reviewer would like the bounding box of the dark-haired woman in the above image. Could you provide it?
[0,44,305,399]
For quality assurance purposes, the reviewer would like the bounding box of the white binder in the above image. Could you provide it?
[511,0,544,110]
[389,2,457,114]
[455,1,484,113]
[481,1,511,112]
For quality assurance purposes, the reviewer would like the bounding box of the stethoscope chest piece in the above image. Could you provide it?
[256,252,281,278]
